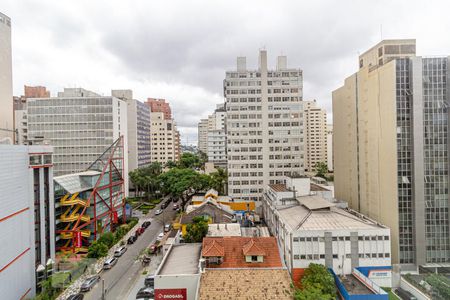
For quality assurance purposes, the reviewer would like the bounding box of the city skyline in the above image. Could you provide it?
[3,0,450,144]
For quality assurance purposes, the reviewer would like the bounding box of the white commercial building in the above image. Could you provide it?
[225,50,305,202]
[197,118,208,154]
[112,90,151,172]
[27,88,128,186]
[304,100,328,172]
[0,12,13,144]
[262,176,391,278]
[206,104,227,168]
[327,124,333,171]
[0,145,55,299]
[150,111,179,164]
[154,243,202,300]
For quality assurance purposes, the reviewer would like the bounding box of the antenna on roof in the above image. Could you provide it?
[380,24,383,40]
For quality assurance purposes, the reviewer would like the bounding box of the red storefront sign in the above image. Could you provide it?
[154,289,187,300]
[75,231,82,247]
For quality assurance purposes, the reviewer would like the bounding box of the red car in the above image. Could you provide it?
[135,227,144,236]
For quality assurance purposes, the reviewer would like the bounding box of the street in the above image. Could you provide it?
[82,199,177,300]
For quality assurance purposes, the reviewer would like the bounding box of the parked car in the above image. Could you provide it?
[144,275,155,287]
[114,246,127,257]
[164,224,172,232]
[136,287,154,299]
[127,235,137,244]
[156,232,164,242]
[103,257,118,270]
[171,197,178,203]
[66,293,84,300]
[79,275,100,292]
[142,221,151,228]
[161,201,168,209]
[172,204,179,210]
[155,209,163,215]
[148,243,160,255]
[137,227,145,235]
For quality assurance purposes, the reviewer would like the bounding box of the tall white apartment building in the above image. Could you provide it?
[327,124,333,171]
[150,112,179,164]
[198,118,208,153]
[26,88,129,188]
[0,12,13,144]
[207,104,227,168]
[304,100,328,172]
[0,145,54,299]
[112,90,151,171]
[225,50,305,202]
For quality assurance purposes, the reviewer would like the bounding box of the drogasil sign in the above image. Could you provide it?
[155,289,187,300]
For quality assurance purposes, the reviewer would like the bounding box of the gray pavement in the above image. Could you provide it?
[82,199,177,300]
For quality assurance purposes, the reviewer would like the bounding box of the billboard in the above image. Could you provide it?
[154,289,187,300]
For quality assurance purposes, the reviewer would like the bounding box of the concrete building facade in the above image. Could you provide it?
[225,50,305,202]
[198,119,208,153]
[0,12,13,144]
[207,104,227,168]
[262,176,391,281]
[304,100,328,172]
[146,98,172,120]
[150,112,179,164]
[112,90,151,171]
[333,39,450,267]
[0,145,54,299]
[26,88,128,188]
[327,124,333,171]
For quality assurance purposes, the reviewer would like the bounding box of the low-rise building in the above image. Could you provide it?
[191,189,256,213]
[207,223,241,237]
[199,269,293,300]
[262,176,391,283]
[154,243,202,300]
[201,236,282,268]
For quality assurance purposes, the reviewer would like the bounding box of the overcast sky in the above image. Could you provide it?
[3,0,450,145]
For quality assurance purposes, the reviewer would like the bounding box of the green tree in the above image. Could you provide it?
[210,168,228,195]
[87,240,109,258]
[184,216,209,242]
[178,152,201,169]
[165,160,178,169]
[159,167,212,208]
[97,232,115,248]
[129,162,163,199]
[314,162,328,179]
[294,263,336,300]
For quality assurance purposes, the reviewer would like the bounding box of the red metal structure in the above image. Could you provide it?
[55,136,126,253]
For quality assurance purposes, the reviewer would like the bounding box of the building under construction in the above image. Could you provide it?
[54,137,125,254]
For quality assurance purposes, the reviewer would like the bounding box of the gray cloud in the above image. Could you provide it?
[4,0,450,144]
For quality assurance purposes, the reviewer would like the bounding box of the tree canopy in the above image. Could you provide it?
[294,263,336,300]
[314,162,328,179]
[209,167,227,195]
[184,216,209,243]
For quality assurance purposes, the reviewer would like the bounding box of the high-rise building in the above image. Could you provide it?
[112,90,151,171]
[304,100,328,172]
[207,104,227,168]
[225,50,305,202]
[14,86,51,145]
[198,119,208,153]
[150,112,179,164]
[333,39,450,267]
[0,145,54,299]
[26,88,128,188]
[326,124,333,172]
[0,12,13,144]
[146,98,172,120]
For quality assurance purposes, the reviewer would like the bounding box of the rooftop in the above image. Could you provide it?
[207,223,241,237]
[158,243,202,275]
[199,269,293,300]
[202,237,282,268]
[54,170,101,194]
[240,226,271,237]
[277,196,386,231]
[268,184,290,192]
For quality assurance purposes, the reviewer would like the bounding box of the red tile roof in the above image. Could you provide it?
[202,237,282,268]
[242,239,266,256]
[202,240,225,257]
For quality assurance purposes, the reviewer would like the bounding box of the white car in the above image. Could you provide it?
[156,232,164,242]
[155,209,163,215]
[114,246,127,257]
